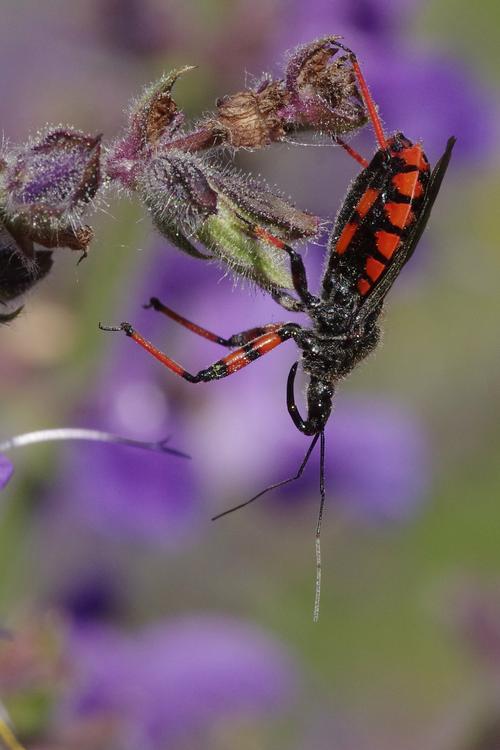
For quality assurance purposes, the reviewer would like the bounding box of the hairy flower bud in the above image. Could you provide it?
[281,36,366,136]
[0,128,100,318]
[139,150,319,289]
[106,66,207,189]
[108,58,323,288]
[108,37,367,180]
[1,128,101,253]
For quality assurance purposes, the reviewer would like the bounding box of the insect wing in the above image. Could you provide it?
[355,136,456,322]
[321,147,409,300]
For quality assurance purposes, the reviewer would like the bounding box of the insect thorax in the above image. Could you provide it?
[300,308,380,382]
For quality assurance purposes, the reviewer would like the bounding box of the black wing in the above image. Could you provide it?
[355,136,456,323]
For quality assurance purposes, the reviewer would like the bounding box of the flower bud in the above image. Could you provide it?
[107,40,356,288]
[213,80,286,149]
[1,127,101,255]
[282,36,367,136]
[108,37,367,180]
[139,150,319,289]
[0,128,100,318]
[106,66,199,188]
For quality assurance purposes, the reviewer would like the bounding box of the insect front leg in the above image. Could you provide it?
[99,321,302,383]
[286,363,335,436]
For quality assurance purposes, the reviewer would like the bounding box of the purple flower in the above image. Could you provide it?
[0,455,14,490]
[1,127,100,254]
[50,250,206,545]
[328,398,429,522]
[53,432,199,545]
[279,0,418,44]
[95,0,173,58]
[0,127,101,313]
[60,616,297,749]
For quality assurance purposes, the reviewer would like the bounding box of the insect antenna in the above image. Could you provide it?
[211,432,320,521]
[313,430,326,623]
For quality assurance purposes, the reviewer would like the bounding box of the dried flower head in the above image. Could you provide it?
[213,80,286,150]
[211,36,367,148]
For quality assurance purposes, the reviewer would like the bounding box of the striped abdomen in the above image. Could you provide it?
[322,133,431,300]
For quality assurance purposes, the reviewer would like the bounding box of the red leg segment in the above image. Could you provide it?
[334,138,369,168]
[332,40,388,150]
[99,321,301,383]
[349,54,387,150]
[145,297,279,347]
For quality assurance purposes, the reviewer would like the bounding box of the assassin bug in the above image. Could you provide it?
[100,42,455,619]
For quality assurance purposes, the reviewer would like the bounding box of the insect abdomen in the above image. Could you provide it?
[324,134,431,299]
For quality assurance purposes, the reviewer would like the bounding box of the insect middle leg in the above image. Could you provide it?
[250,226,317,307]
[99,321,302,383]
[144,297,282,348]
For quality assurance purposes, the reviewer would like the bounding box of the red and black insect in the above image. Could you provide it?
[100,43,455,618]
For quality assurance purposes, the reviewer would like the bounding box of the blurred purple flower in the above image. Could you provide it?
[57,567,122,624]
[0,455,14,490]
[280,0,418,44]
[48,384,198,545]
[95,0,173,58]
[60,616,297,749]
[450,584,500,674]
[50,249,208,546]
[328,398,429,522]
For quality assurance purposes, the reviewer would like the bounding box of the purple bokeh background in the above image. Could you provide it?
[59,616,297,749]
